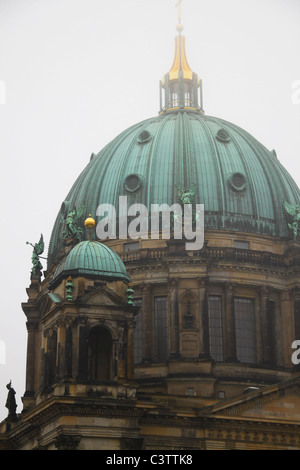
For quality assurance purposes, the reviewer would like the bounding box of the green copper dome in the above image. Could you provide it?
[52,241,130,285]
[48,110,300,267]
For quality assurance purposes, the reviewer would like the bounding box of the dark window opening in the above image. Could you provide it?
[89,327,112,381]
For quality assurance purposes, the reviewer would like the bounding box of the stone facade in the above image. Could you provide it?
[1,231,300,450]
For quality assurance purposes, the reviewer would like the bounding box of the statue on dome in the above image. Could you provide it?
[62,206,85,244]
[176,185,197,205]
[284,201,300,240]
[26,234,45,276]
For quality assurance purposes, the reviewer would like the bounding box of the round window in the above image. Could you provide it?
[228,172,246,192]
[137,130,152,144]
[124,174,143,193]
[216,128,230,143]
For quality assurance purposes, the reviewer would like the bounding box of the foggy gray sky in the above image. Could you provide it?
[0,0,299,421]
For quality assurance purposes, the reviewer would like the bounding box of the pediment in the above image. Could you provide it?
[237,393,300,422]
[208,377,300,423]
[78,285,128,308]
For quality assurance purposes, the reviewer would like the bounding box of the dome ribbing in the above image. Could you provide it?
[51,241,130,285]
[48,111,300,267]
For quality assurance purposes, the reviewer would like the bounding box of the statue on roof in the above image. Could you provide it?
[284,202,300,240]
[62,206,85,245]
[5,381,17,420]
[26,234,45,276]
[176,185,197,206]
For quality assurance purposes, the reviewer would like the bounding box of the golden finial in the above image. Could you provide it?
[84,214,96,241]
[84,214,95,230]
[176,0,184,33]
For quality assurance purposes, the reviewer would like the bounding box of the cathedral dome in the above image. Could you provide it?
[51,240,130,285]
[48,110,300,266]
[47,22,299,267]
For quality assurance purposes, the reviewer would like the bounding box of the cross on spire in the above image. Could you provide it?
[176,0,183,24]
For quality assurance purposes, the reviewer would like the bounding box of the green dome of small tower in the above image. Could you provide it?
[51,241,130,286]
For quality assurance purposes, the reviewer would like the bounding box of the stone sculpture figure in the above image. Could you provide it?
[284,202,300,240]
[62,206,84,244]
[5,381,17,420]
[176,185,197,205]
[26,234,44,275]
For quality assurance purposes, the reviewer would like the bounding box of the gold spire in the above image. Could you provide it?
[168,35,194,82]
[159,0,203,114]
[163,0,198,84]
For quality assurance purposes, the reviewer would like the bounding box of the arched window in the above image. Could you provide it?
[89,327,113,381]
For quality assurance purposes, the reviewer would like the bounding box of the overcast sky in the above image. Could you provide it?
[0,0,299,421]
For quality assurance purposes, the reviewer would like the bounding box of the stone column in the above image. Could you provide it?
[168,278,180,359]
[224,283,236,361]
[127,320,135,379]
[40,330,48,388]
[116,320,125,380]
[198,277,209,358]
[25,321,38,394]
[113,337,119,380]
[280,290,295,369]
[57,318,66,380]
[77,317,89,381]
[260,287,271,365]
[65,318,73,378]
[142,284,153,362]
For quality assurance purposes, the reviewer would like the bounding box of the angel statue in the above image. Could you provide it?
[176,185,197,206]
[284,201,300,240]
[26,234,45,276]
[62,206,84,244]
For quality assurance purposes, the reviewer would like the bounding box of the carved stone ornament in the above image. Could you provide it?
[284,201,300,240]
[54,434,81,451]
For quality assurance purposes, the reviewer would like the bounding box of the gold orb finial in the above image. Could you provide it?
[84,214,95,229]
[176,23,184,33]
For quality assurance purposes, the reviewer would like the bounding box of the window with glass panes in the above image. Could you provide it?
[208,296,223,361]
[154,296,168,362]
[133,299,142,364]
[234,297,256,364]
